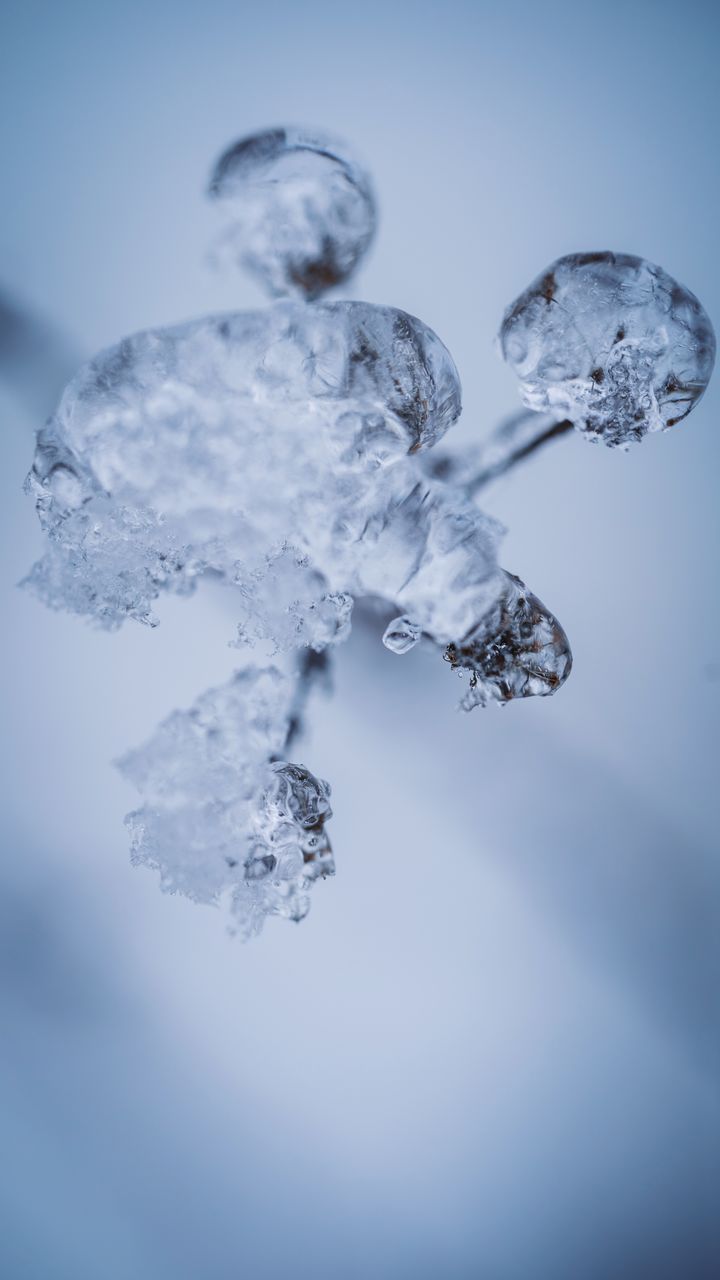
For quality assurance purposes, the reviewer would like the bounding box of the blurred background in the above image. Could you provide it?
[1,1,718,1276]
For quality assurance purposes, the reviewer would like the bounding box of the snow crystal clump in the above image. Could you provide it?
[209,127,376,298]
[118,668,333,938]
[499,252,716,447]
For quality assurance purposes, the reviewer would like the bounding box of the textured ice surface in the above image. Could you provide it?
[209,127,376,298]
[25,300,482,643]
[444,571,572,709]
[499,252,716,447]
[118,668,333,937]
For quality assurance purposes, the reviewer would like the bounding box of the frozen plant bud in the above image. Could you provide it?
[499,252,716,447]
[382,615,422,654]
[444,571,572,709]
[209,126,377,299]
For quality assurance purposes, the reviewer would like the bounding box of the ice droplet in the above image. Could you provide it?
[499,252,715,447]
[382,615,422,654]
[444,571,572,709]
[117,668,334,938]
[208,126,376,299]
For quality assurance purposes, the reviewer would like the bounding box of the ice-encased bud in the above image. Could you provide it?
[208,126,376,299]
[382,615,422,654]
[444,571,572,709]
[499,252,716,447]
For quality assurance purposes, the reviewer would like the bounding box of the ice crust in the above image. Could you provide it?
[208,127,376,298]
[500,252,716,447]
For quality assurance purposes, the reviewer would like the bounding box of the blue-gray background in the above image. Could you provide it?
[1,2,718,1276]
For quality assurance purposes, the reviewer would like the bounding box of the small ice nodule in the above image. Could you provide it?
[382,616,422,654]
[499,251,716,448]
[118,669,334,938]
[444,572,572,710]
[208,126,377,299]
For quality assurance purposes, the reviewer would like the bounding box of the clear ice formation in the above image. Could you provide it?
[34,135,715,936]
[118,668,333,938]
[499,252,716,447]
[208,127,376,299]
[444,571,572,710]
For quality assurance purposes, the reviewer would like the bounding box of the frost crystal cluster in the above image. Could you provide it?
[24,128,715,936]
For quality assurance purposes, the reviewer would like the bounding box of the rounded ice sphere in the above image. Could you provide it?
[499,252,716,447]
[208,126,377,299]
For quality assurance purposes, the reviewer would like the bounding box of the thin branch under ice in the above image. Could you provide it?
[422,409,573,494]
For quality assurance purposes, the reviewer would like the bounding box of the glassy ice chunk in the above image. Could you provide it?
[24,301,462,632]
[209,126,376,298]
[382,615,422,654]
[118,667,333,938]
[499,252,716,447]
[444,571,572,709]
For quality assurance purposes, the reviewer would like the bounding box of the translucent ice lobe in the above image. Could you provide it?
[118,669,333,937]
[35,302,461,488]
[24,301,462,632]
[208,126,377,298]
[499,252,716,447]
[444,571,572,709]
